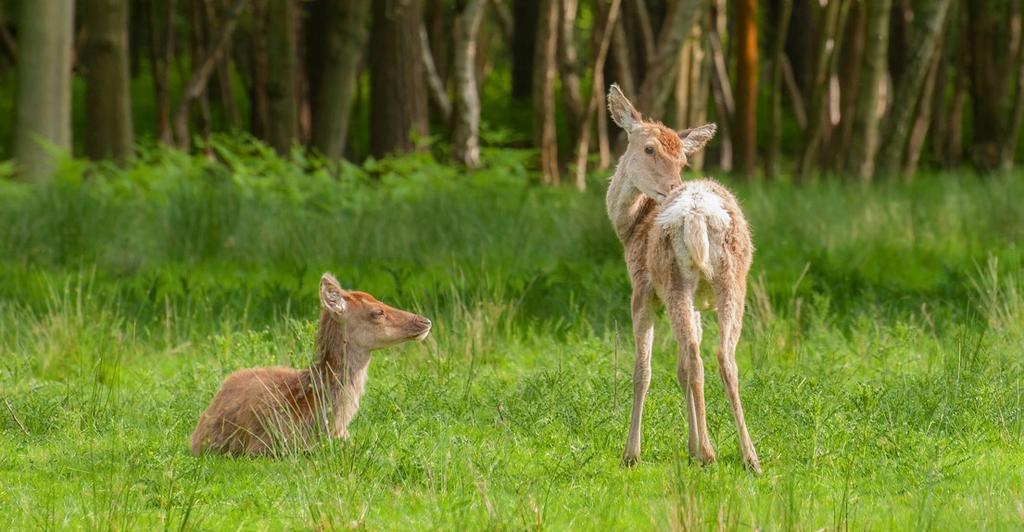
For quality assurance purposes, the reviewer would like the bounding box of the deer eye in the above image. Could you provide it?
[371,309,385,319]
[644,146,655,155]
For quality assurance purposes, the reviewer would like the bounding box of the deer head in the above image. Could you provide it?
[607,84,716,201]
[319,273,432,350]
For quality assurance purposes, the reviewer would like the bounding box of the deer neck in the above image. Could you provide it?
[313,311,371,436]
[606,161,655,243]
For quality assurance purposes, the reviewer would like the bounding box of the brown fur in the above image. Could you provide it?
[190,274,431,457]
[653,123,683,159]
[606,84,761,473]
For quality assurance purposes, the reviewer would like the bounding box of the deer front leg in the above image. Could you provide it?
[668,294,715,465]
[623,287,655,467]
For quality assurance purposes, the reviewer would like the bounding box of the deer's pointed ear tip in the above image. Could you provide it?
[320,272,343,289]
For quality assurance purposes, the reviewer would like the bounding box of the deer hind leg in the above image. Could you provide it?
[677,309,701,459]
[716,283,761,474]
[623,285,655,467]
[667,286,715,465]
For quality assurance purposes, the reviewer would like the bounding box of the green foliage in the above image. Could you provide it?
[0,146,1022,528]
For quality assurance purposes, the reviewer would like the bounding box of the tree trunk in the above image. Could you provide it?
[765,0,793,179]
[186,0,213,145]
[734,0,758,178]
[420,24,452,122]
[876,0,951,177]
[511,0,537,100]
[14,0,74,181]
[571,0,622,188]
[636,0,702,117]
[205,0,240,130]
[944,50,967,167]
[0,4,16,70]
[83,0,135,162]
[845,0,891,180]
[249,0,271,141]
[451,0,487,167]
[145,0,177,144]
[708,6,734,172]
[831,0,865,168]
[308,0,370,160]
[1000,4,1024,170]
[370,0,429,157]
[533,0,560,184]
[902,44,942,177]
[265,0,299,154]
[798,0,850,180]
[609,17,637,98]
[173,0,247,148]
[558,0,584,145]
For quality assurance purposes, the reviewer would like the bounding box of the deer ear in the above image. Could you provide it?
[607,84,642,133]
[678,123,717,155]
[319,273,349,314]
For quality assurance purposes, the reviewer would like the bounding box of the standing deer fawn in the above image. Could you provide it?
[606,85,761,473]
[190,273,432,456]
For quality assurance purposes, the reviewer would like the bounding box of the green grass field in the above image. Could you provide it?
[1,144,1022,529]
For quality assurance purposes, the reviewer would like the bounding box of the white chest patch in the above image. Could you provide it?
[655,182,731,231]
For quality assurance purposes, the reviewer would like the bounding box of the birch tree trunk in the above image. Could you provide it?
[451,0,487,167]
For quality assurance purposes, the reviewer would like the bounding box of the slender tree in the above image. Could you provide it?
[734,0,758,177]
[636,0,703,117]
[13,0,74,181]
[451,0,487,167]
[765,0,793,178]
[370,0,429,157]
[534,0,560,184]
[831,0,865,165]
[266,0,300,154]
[1002,15,1024,170]
[558,0,583,143]
[571,0,622,188]
[308,0,371,160]
[876,0,952,177]
[83,0,135,162]
[845,0,891,180]
[173,0,247,148]
[144,0,177,144]
[964,0,1012,171]
[797,0,849,179]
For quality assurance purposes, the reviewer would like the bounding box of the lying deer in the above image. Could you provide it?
[190,273,432,456]
[605,85,761,473]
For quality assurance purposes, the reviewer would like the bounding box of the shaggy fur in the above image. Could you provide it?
[190,273,431,457]
[606,84,761,473]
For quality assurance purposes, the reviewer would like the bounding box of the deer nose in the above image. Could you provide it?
[670,182,681,191]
